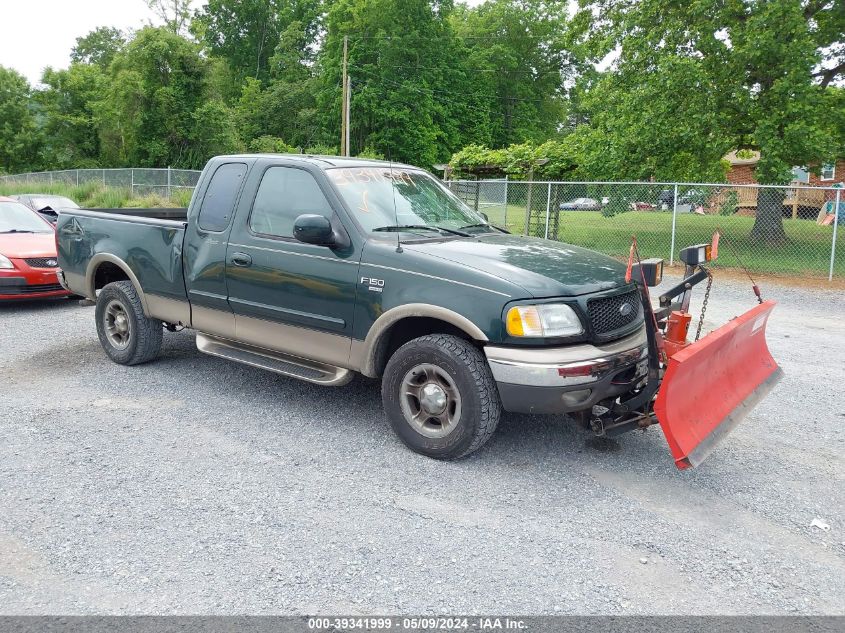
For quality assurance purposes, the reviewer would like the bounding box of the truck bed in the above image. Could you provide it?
[56,208,189,307]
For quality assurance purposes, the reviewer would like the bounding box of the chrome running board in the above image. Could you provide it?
[196,333,353,386]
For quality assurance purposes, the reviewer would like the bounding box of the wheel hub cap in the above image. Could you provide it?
[399,363,462,439]
[114,314,128,334]
[419,383,448,415]
[104,300,131,349]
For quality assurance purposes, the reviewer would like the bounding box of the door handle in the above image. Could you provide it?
[229,252,253,267]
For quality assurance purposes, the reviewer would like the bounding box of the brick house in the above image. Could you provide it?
[722,151,843,218]
[724,151,843,186]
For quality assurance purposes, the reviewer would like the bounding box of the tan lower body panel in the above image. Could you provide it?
[349,339,367,375]
[233,312,354,370]
[146,294,190,325]
[191,304,237,339]
[63,271,87,297]
[187,304,356,370]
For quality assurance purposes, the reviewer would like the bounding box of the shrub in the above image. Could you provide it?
[719,190,738,216]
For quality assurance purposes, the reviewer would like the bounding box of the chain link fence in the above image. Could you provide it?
[447,180,844,281]
[2,170,841,280]
[0,168,202,197]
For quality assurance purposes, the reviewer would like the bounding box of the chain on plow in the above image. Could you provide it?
[695,267,713,341]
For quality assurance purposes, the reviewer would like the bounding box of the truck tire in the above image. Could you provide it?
[382,334,501,459]
[95,280,163,365]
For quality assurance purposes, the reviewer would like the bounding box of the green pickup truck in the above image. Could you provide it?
[57,154,653,460]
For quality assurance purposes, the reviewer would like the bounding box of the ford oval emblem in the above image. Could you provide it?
[620,302,633,317]
[46,259,58,267]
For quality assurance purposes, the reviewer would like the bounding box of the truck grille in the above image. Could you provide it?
[587,289,642,339]
[24,257,59,268]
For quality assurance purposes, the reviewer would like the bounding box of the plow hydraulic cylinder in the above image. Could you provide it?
[664,311,692,357]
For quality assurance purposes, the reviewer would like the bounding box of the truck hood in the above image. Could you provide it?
[404,234,628,297]
[0,232,57,259]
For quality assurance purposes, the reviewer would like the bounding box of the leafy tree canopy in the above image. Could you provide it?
[568,0,845,241]
[0,66,41,173]
[94,27,239,168]
[0,0,841,199]
[37,64,106,169]
[450,0,571,147]
[193,0,323,84]
[70,27,126,68]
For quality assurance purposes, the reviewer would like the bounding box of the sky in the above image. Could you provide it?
[1,0,487,86]
[2,0,161,84]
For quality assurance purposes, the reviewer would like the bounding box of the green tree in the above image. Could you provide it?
[575,0,845,244]
[235,77,266,142]
[194,0,323,84]
[247,135,297,153]
[246,78,321,149]
[187,100,242,164]
[448,137,583,180]
[450,0,571,148]
[94,27,235,168]
[37,64,106,168]
[233,19,324,149]
[70,27,126,68]
[574,57,730,183]
[145,0,193,34]
[0,66,41,173]
[317,0,488,166]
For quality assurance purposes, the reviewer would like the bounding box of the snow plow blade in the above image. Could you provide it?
[654,300,783,470]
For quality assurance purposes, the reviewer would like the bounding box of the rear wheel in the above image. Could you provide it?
[382,334,501,459]
[95,280,162,365]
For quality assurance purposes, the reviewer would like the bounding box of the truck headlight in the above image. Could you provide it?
[506,304,583,337]
[0,254,14,269]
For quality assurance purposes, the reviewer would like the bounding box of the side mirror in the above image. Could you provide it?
[293,214,335,246]
[481,212,489,222]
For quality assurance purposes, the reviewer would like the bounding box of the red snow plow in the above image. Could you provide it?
[589,235,783,469]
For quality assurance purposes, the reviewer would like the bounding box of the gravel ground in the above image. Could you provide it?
[0,275,843,615]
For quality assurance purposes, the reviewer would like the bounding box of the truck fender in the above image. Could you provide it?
[355,303,488,377]
[85,254,150,316]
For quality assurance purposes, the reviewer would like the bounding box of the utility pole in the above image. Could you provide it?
[345,76,351,157]
[341,35,348,156]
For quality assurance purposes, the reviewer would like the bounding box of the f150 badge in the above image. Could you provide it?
[361,276,385,293]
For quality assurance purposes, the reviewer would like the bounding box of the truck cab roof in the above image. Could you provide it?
[212,153,417,171]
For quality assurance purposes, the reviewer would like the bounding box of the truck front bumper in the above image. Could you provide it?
[485,326,649,414]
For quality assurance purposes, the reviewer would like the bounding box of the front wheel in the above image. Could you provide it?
[95,280,162,365]
[381,334,501,459]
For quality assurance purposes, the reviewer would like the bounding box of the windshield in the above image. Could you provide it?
[326,167,487,235]
[31,196,79,210]
[0,202,54,233]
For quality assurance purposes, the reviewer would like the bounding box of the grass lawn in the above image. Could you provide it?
[491,206,842,278]
[0,181,193,209]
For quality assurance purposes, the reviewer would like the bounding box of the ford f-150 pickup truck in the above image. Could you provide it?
[56,154,781,466]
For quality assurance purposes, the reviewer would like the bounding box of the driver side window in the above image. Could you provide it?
[250,167,333,238]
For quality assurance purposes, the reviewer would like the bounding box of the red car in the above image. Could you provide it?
[0,196,71,300]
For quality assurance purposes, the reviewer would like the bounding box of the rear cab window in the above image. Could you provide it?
[197,163,248,232]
